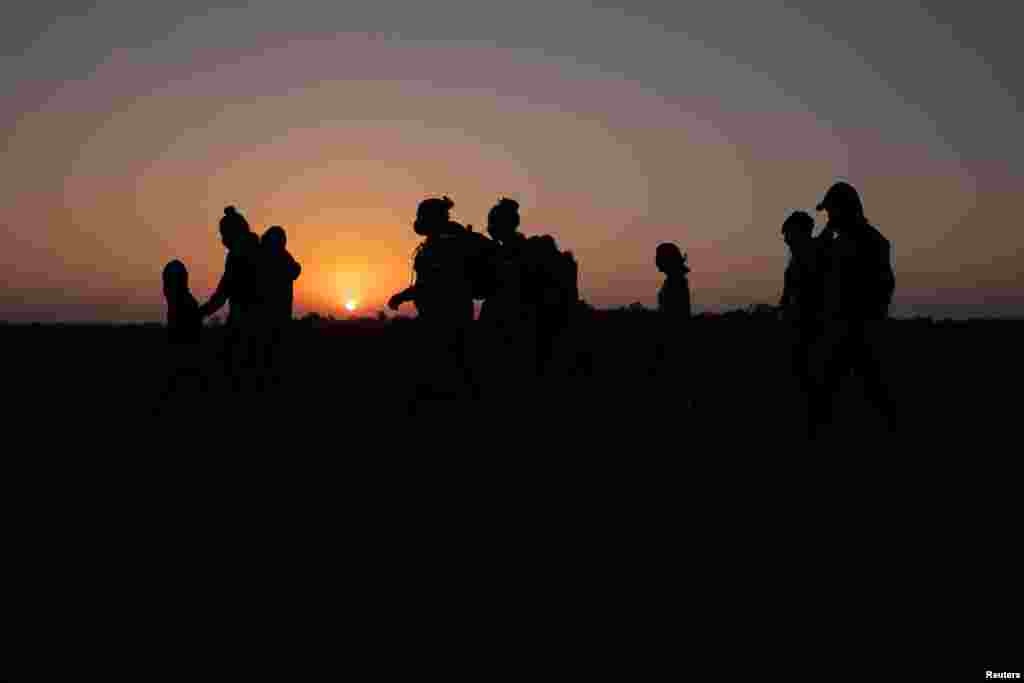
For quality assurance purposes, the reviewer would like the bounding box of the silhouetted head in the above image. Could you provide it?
[219,206,251,249]
[656,242,689,276]
[163,260,188,298]
[816,182,865,226]
[486,198,521,242]
[414,196,454,236]
[781,211,814,247]
[262,225,287,251]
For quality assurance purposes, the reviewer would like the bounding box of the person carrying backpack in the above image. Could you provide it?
[389,196,492,405]
[525,233,579,378]
[477,198,545,391]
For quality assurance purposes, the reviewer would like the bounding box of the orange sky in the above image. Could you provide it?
[1,3,1022,321]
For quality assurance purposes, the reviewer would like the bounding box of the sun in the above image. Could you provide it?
[344,299,358,312]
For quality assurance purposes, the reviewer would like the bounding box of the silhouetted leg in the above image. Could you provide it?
[222,324,246,393]
[808,324,848,440]
[453,318,480,401]
[408,310,468,410]
[264,323,288,390]
[851,322,897,433]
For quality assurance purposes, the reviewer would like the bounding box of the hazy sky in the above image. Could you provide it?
[2,0,1021,321]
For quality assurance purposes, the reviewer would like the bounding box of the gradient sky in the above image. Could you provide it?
[2,0,1021,321]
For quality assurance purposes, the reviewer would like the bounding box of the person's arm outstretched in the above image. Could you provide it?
[199,257,232,318]
[388,286,415,311]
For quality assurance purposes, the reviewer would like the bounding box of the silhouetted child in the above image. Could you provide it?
[779,211,819,391]
[260,225,301,385]
[261,225,301,325]
[163,259,201,344]
[159,260,204,409]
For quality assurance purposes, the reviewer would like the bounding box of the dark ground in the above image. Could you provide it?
[6,312,1019,668]
[7,310,1022,452]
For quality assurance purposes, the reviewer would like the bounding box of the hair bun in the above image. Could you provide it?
[498,198,519,211]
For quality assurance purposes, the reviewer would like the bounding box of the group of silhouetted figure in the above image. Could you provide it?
[161,206,301,397]
[159,181,896,440]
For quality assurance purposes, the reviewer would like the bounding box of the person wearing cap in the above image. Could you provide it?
[808,182,897,437]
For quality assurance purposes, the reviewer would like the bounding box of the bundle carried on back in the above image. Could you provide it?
[525,234,578,310]
[461,223,499,301]
[411,217,498,302]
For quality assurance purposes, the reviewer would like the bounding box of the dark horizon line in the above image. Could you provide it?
[4,308,1024,326]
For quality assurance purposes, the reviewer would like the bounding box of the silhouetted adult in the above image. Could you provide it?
[533,234,579,378]
[656,243,692,318]
[388,197,483,403]
[199,206,266,391]
[478,198,539,386]
[480,198,579,381]
[809,182,897,437]
[652,242,694,405]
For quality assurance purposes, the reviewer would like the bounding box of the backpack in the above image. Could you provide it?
[525,235,578,312]
[461,225,499,301]
[412,222,498,301]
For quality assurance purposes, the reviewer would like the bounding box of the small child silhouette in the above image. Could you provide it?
[260,226,301,386]
[158,260,204,410]
[163,260,201,344]
[261,225,302,324]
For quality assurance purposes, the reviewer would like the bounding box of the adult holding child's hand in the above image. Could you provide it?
[200,205,266,391]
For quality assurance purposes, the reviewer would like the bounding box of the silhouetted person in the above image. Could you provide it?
[653,243,694,405]
[388,196,483,404]
[656,243,691,318]
[261,225,301,387]
[261,226,301,322]
[479,198,539,386]
[809,182,897,438]
[164,260,201,345]
[199,206,267,391]
[533,234,579,378]
[778,212,819,389]
[158,260,204,407]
